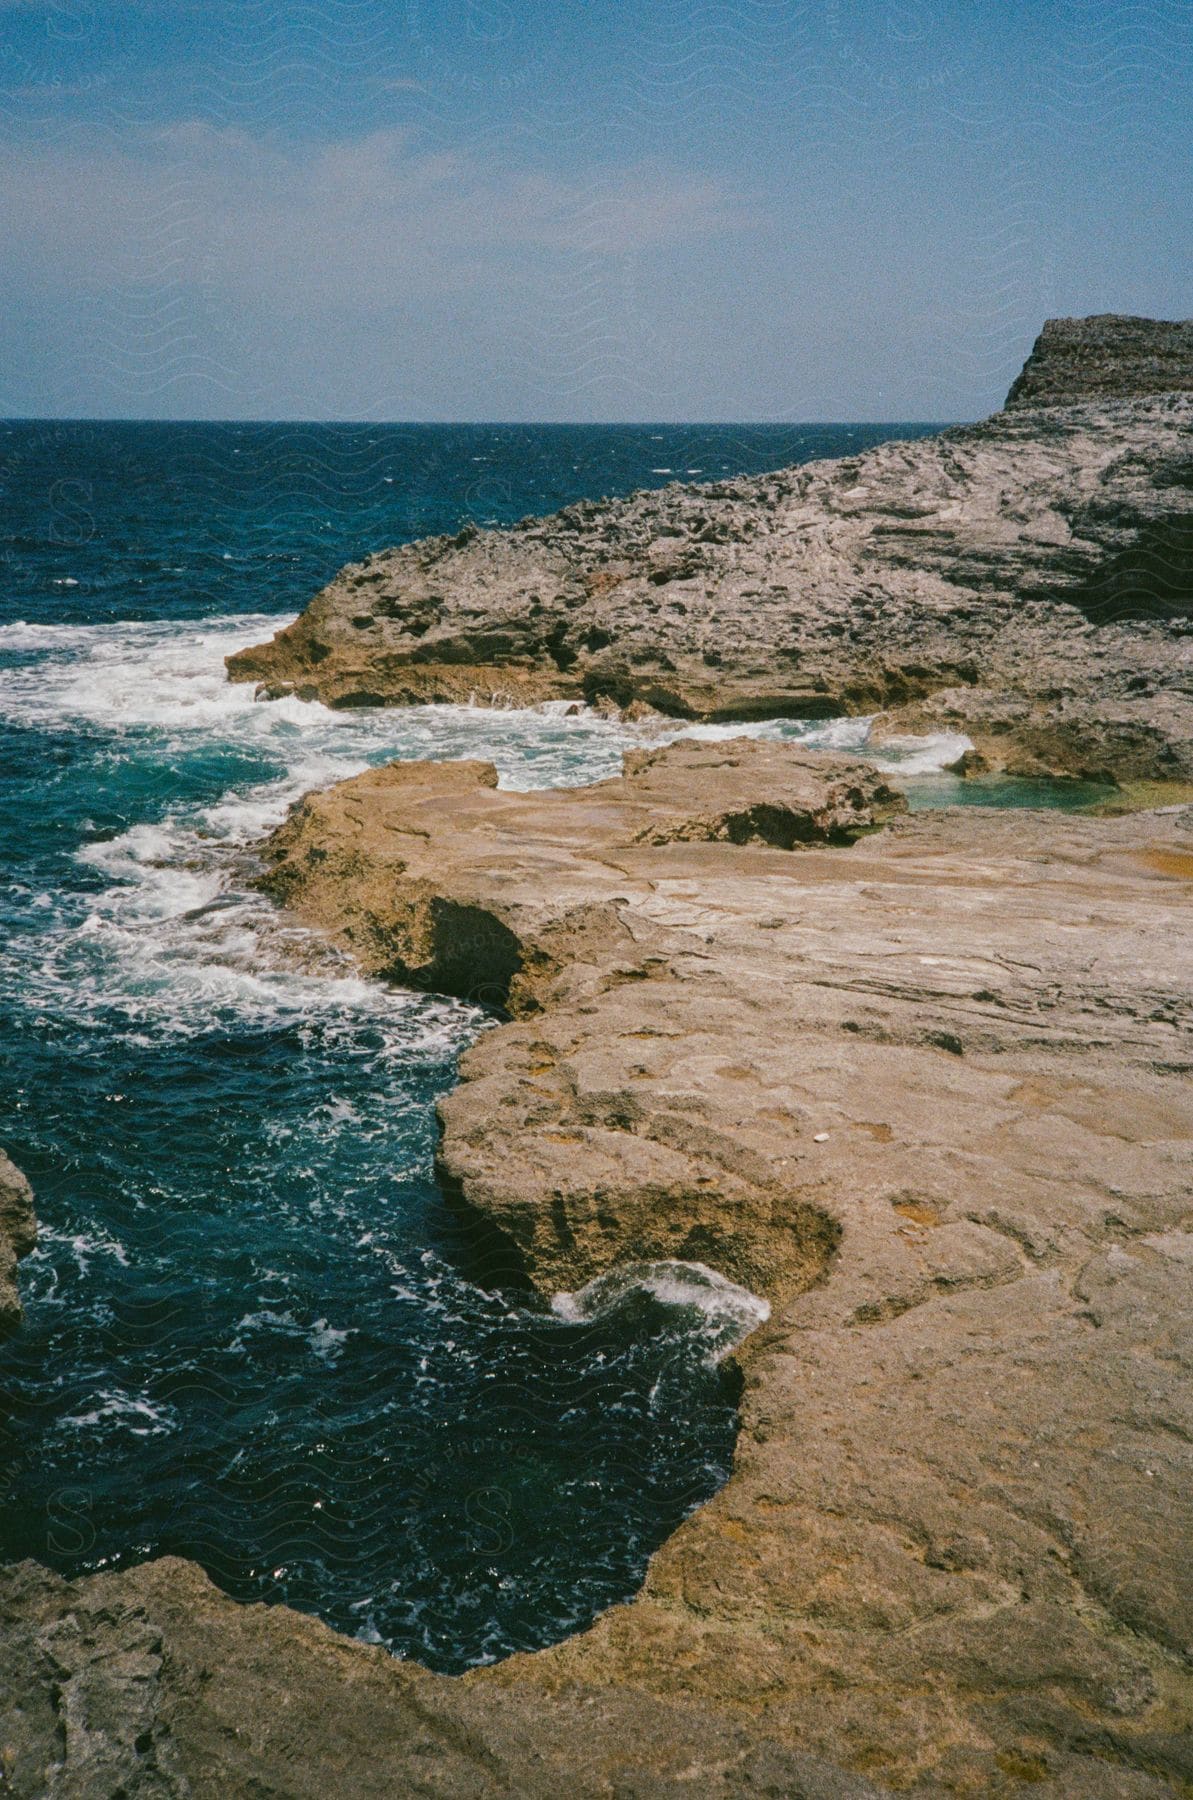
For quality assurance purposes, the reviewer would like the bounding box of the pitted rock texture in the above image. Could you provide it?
[258,746,1193,1793]
[1006,315,1193,409]
[0,1557,882,1800]
[228,318,1193,786]
[0,1149,35,1337]
[4,747,1193,1795]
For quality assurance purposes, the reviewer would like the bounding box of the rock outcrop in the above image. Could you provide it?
[0,1556,881,1800]
[257,737,906,1029]
[8,747,1188,1795]
[0,1148,35,1337]
[227,317,1193,787]
[1005,315,1193,409]
[252,748,1193,1793]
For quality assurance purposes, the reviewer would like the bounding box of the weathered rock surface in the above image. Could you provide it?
[257,738,907,1031]
[3,745,1192,1794]
[1006,315,1193,409]
[268,751,1193,1796]
[0,1557,881,1800]
[227,317,1193,786]
[0,1148,35,1337]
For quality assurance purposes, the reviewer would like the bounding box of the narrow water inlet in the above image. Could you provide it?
[0,990,751,1673]
[0,616,774,1674]
[0,418,1036,1679]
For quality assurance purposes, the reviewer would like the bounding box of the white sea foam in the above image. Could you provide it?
[38,1225,131,1273]
[551,1260,770,1362]
[663,712,970,775]
[308,1318,353,1363]
[61,1387,177,1438]
[0,611,968,782]
[0,612,967,1053]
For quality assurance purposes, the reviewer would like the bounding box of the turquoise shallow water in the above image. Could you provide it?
[903,773,1115,811]
[0,419,1091,1671]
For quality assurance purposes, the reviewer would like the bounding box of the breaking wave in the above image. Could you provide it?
[552,1261,770,1364]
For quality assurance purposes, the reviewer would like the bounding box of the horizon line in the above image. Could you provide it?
[0,415,964,430]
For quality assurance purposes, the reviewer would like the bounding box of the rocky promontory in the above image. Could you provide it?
[228,315,1193,789]
[5,742,1191,1796]
[1006,315,1193,409]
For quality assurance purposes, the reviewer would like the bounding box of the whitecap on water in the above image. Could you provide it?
[308,1318,353,1363]
[61,1388,177,1439]
[1,612,967,1053]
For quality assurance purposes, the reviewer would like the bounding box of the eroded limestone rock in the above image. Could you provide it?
[0,1556,882,1799]
[227,317,1193,786]
[3,745,1192,1794]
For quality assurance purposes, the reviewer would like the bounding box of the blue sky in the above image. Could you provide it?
[1,0,1189,420]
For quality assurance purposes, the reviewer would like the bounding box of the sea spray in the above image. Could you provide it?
[552,1261,770,1365]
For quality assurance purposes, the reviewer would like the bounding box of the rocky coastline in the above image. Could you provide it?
[3,318,1192,1797]
[227,315,1193,791]
[5,745,1190,1797]
[256,740,1193,1796]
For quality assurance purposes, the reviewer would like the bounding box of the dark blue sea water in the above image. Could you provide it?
[1,417,1058,1672]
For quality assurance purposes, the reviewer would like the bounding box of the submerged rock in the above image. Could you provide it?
[228,315,1193,786]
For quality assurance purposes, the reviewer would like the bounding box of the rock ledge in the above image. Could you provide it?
[7,747,1189,1796]
[226,316,1193,788]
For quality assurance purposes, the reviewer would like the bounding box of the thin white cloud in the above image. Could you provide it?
[0,122,746,307]
[0,120,752,413]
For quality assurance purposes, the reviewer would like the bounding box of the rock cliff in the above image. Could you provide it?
[227,316,1193,788]
[1006,315,1193,408]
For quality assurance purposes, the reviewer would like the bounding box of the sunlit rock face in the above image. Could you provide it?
[229,315,1193,787]
[1005,313,1193,408]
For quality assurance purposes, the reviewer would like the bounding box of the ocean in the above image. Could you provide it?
[0,419,1090,1671]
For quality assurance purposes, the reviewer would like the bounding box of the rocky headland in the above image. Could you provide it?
[227,315,1193,791]
[1005,315,1193,409]
[0,1149,35,1338]
[3,320,1192,1798]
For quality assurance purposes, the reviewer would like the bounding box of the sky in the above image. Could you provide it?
[0,0,1189,421]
